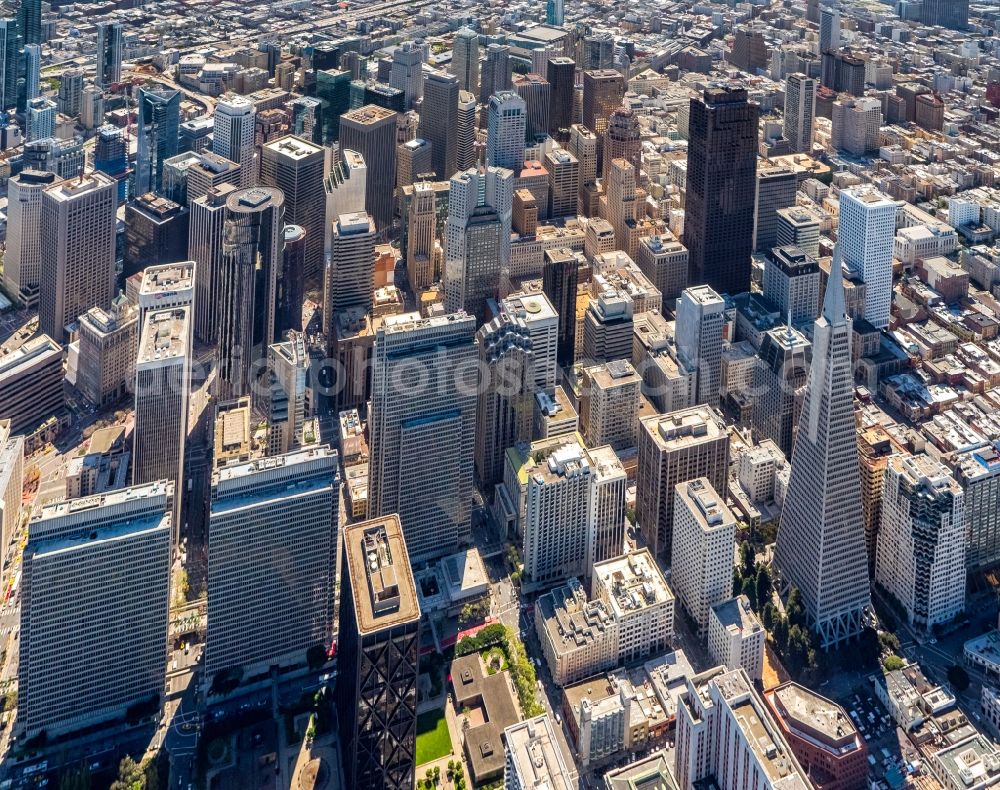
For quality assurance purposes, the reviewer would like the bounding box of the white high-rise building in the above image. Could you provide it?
[206,447,339,678]
[0,421,23,557]
[324,149,366,259]
[133,305,191,542]
[953,442,1000,571]
[486,91,527,172]
[390,42,424,110]
[24,44,40,103]
[783,73,816,154]
[136,261,195,340]
[213,93,256,187]
[20,482,172,739]
[368,311,477,563]
[773,247,872,648]
[675,285,725,407]
[671,478,737,635]
[266,332,310,456]
[839,185,897,329]
[876,454,965,635]
[501,290,559,395]
[25,96,54,142]
[3,169,57,308]
[708,596,766,682]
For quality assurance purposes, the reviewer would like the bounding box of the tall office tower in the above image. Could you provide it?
[602,108,640,183]
[186,151,241,205]
[217,187,285,401]
[486,91,527,171]
[542,247,579,367]
[546,57,576,138]
[636,235,688,303]
[369,312,477,563]
[19,482,172,740]
[443,165,513,319]
[456,90,478,171]
[81,81,105,130]
[95,21,123,88]
[952,443,1000,571]
[315,68,351,142]
[675,285,725,407]
[582,69,625,163]
[39,172,116,343]
[405,183,438,291]
[324,149,367,257]
[671,478,737,635]
[776,207,821,259]
[830,97,882,156]
[753,165,797,254]
[133,306,191,538]
[76,298,137,408]
[838,186,896,329]
[545,148,579,219]
[579,33,614,71]
[389,41,423,110]
[675,668,810,790]
[783,73,816,154]
[728,28,769,74]
[501,290,558,395]
[451,27,479,94]
[820,51,865,96]
[23,43,39,104]
[763,245,821,324]
[0,421,23,554]
[328,211,376,314]
[189,183,237,345]
[135,86,180,196]
[340,105,398,232]
[290,97,322,143]
[17,0,40,47]
[397,137,433,194]
[93,125,128,201]
[753,324,810,457]
[277,224,305,336]
[546,0,564,24]
[922,0,969,29]
[207,447,339,679]
[260,135,325,281]
[337,515,421,790]
[876,455,965,634]
[857,427,903,574]
[419,70,458,180]
[684,86,759,296]
[475,313,534,487]
[635,405,729,561]
[0,18,15,110]
[581,360,640,450]
[213,94,256,188]
[265,331,309,455]
[505,716,572,790]
[480,43,511,101]
[773,252,870,649]
[818,7,840,54]
[568,124,597,213]
[3,169,55,308]
[513,73,551,141]
[57,69,83,118]
[24,96,52,141]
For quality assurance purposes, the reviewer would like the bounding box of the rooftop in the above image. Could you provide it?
[766,682,861,752]
[504,715,572,790]
[593,549,673,620]
[642,406,726,450]
[137,307,190,365]
[344,514,420,634]
[139,261,195,296]
[711,595,763,639]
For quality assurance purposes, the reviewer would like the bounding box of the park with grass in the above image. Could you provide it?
[415,709,453,766]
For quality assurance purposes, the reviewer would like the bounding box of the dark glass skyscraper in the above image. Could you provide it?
[135,87,180,196]
[16,0,40,47]
[0,18,17,111]
[542,247,579,367]
[684,86,759,296]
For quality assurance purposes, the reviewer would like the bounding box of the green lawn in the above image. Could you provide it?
[415,710,452,765]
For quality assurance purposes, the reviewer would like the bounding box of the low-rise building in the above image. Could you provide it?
[535,577,618,687]
[504,714,573,790]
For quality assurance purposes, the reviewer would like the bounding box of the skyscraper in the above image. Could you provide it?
[405,181,437,290]
[369,311,477,563]
[340,104,398,232]
[24,96,54,141]
[277,224,305,336]
[451,28,479,94]
[17,0,40,48]
[3,169,55,308]
[675,285,725,407]
[23,43,39,105]
[546,0,564,24]
[20,482,172,740]
[419,70,459,180]
[214,93,257,188]
[753,324,810,458]
[838,186,897,329]
[189,183,238,345]
[684,86,759,296]
[216,186,285,401]
[542,247,579,367]
[324,148,367,257]
[206,447,339,679]
[819,7,840,54]
[456,90,478,171]
[443,165,514,319]
[389,41,423,111]
[135,86,181,196]
[921,0,969,29]
[546,57,576,138]
[39,172,117,343]
[315,68,351,142]
[602,108,641,183]
[545,148,579,219]
[486,91,527,171]
[0,18,15,112]
[337,515,421,790]
[783,73,816,154]
[582,69,625,166]
[773,248,871,648]
[133,305,191,540]
[513,72,551,141]
[95,21,123,89]
[753,165,797,254]
[260,135,326,281]
[480,43,511,101]
[266,331,309,454]
[328,211,376,314]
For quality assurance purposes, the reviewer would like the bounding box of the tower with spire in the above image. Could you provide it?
[773,244,871,649]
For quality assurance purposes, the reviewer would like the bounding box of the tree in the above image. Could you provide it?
[948,664,970,692]
[58,765,91,790]
[739,541,756,580]
[754,566,772,612]
[761,602,776,632]
[741,576,757,611]
[879,631,901,654]
[786,586,806,628]
[433,766,441,784]
[786,625,812,672]
[306,644,327,671]
[732,567,742,597]
[883,655,905,671]
[110,756,159,790]
[771,614,789,651]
